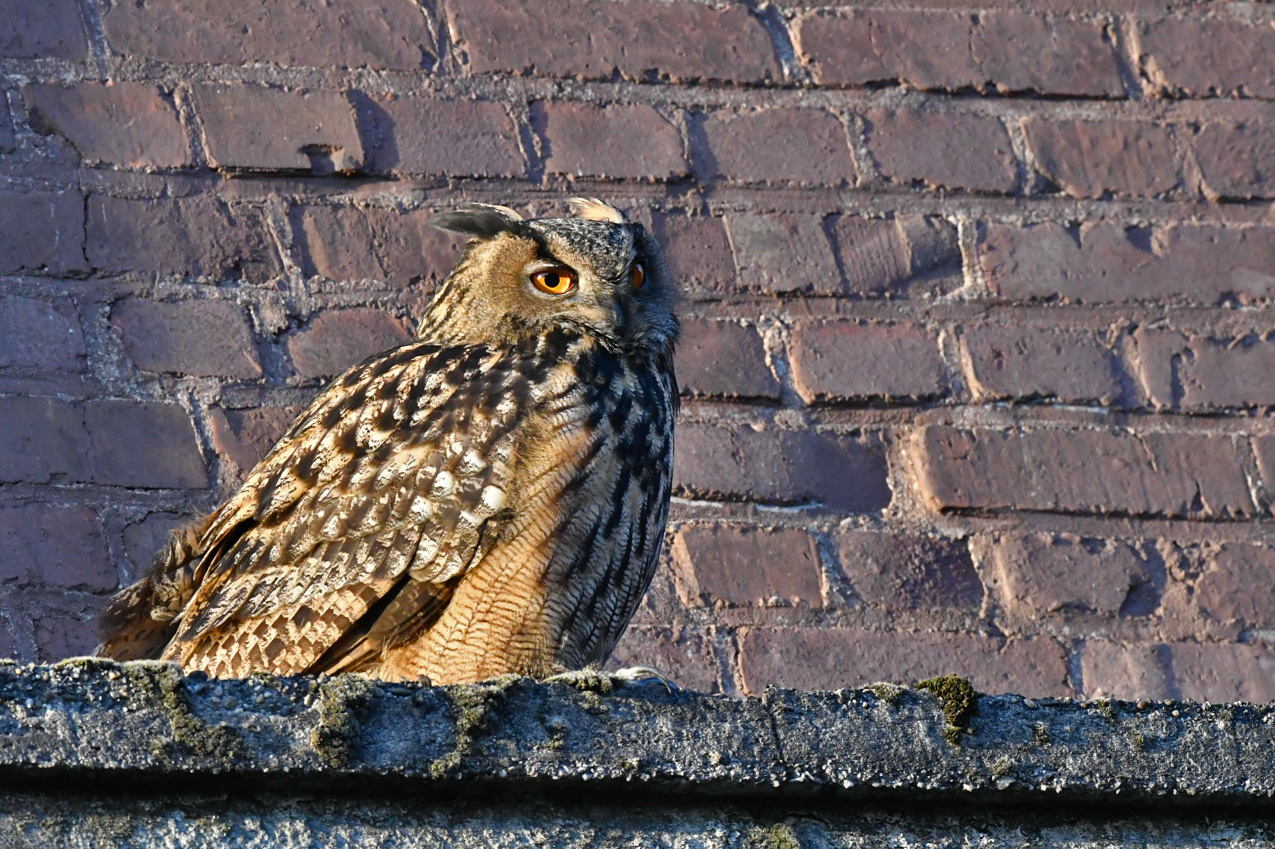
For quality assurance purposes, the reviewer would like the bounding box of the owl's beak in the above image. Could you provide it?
[613,296,630,335]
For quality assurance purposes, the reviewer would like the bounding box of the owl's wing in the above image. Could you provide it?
[162,341,529,676]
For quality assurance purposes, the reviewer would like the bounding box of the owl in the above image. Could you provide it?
[96,198,679,684]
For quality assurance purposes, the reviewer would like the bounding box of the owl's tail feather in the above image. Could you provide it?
[94,514,214,662]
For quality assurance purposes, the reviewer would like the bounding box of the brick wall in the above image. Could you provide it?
[1,0,1272,702]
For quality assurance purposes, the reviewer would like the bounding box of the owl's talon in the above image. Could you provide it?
[545,665,676,693]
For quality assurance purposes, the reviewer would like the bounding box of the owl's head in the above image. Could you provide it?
[423,199,678,359]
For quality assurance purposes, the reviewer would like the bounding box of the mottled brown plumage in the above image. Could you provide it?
[97,199,679,683]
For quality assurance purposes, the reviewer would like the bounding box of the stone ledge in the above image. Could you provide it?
[1,660,1273,806]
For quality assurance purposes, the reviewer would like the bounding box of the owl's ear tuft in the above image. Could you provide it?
[567,197,627,224]
[432,204,526,240]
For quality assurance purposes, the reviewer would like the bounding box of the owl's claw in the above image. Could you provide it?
[544,665,677,693]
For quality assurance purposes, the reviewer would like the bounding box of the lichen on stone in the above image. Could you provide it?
[916,675,978,745]
[309,674,377,768]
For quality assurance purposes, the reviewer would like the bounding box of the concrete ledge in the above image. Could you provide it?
[1,660,1274,847]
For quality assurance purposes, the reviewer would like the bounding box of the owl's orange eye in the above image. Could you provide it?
[631,262,646,290]
[531,268,577,295]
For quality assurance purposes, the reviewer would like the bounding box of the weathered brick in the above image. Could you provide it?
[1136,16,1275,99]
[1081,642,1172,700]
[979,222,1275,305]
[82,400,206,490]
[0,0,87,59]
[973,13,1123,97]
[295,205,462,287]
[0,397,91,484]
[87,195,279,282]
[724,213,840,295]
[103,0,434,70]
[649,213,736,292]
[865,109,1017,193]
[608,626,721,694]
[23,82,191,169]
[0,95,13,154]
[208,405,300,478]
[111,298,262,379]
[0,504,112,591]
[1023,119,1180,199]
[1166,335,1275,410]
[1194,544,1275,630]
[123,512,190,574]
[536,102,685,180]
[0,190,86,276]
[739,627,1070,696]
[694,108,856,185]
[790,321,946,403]
[1170,642,1275,703]
[837,531,982,610]
[798,10,1122,97]
[35,598,103,661]
[1193,121,1275,200]
[1254,436,1275,496]
[449,0,778,84]
[671,525,822,608]
[991,534,1151,616]
[287,308,412,378]
[962,325,1121,403]
[367,97,523,178]
[194,85,363,172]
[830,214,961,296]
[916,426,1255,519]
[673,423,890,514]
[675,319,779,401]
[0,296,85,372]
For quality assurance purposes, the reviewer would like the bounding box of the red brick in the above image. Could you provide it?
[830,214,960,296]
[1136,16,1275,99]
[992,534,1151,616]
[208,405,300,479]
[1023,119,1180,199]
[111,298,262,379]
[916,426,1255,519]
[0,397,91,484]
[673,423,890,514]
[1193,121,1275,200]
[0,504,113,591]
[368,96,523,178]
[724,213,840,295]
[979,222,1275,305]
[1173,335,1275,410]
[23,82,190,169]
[608,626,721,694]
[675,319,779,401]
[798,10,1121,97]
[1081,642,1172,700]
[0,296,85,372]
[449,0,778,84]
[1169,642,1275,703]
[0,190,86,276]
[536,102,685,180]
[1255,436,1275,496]
[295,205,463,287]
[837,531,981,610]
[87,195,279,282]
[866,109,1017,193]
[671,525,822,608]
[0,0,88,59]
[695,108,856,186]
[790,321,946,403]
[193,85,363,173]
[35,597,103,661]
[739,627,1070,696]
[649,213,736,292]
[103,0,434,70]
[287,308,412,378]
[962,325,1120,403]
[972,13,1123,97]
[1194,544,1275,630]
[123,512,190,574]
[82,400,206,489]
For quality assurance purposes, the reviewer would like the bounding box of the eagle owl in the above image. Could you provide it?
[97,199,679,684]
